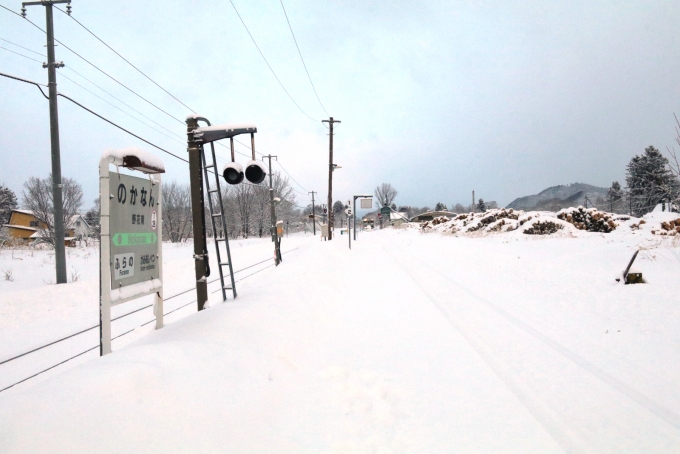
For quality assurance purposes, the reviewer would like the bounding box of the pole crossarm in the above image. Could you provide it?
[191,123,257,144]
[22,1,71,5]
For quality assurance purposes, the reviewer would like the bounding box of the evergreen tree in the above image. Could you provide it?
[476,198,486,212]
[434,202,447,211]
[607,181,623,213]
[0,185,18,225]
[625,146,680,216]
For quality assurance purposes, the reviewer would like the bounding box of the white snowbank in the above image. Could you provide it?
[110,278,162,304]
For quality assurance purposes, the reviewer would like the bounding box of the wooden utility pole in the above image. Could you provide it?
[308,191,317,235]
[322,117,341,240]
[23,0,71,284]
[263,154,281,265]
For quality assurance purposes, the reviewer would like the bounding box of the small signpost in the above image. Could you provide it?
[100,149,165,356]
[345,202,353,250]
[353,195,373,240]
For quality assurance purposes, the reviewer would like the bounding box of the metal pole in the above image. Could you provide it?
[348,210,351,250]
[353,197,357,241]
[186,117,208,311]
[41,2,67,283]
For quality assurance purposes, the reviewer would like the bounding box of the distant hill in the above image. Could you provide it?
[506,183,609,211]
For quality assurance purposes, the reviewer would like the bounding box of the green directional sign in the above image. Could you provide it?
[112,232,158,247]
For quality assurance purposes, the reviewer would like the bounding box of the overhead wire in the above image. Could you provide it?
[0,36,43,56]
[53,5,197,114]
[277,0,329,117]
[2,3,314,194]
[0,45,42,63]
[0,4,185,125]
[227,0,318,122]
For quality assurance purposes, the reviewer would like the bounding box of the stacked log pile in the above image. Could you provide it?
[557,207,617,233]
[656,218,680,235]
[524,221,563,235]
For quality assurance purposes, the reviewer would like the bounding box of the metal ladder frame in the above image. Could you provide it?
[200,141,237,301]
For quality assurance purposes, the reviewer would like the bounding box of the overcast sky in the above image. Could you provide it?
[2,0,680,210]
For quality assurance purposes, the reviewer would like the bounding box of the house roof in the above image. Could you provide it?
[3,224,37,231]
[410,211,456,221]
[9,210,89,228]
[11,209,36,216]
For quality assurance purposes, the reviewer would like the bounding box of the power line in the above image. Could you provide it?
[1,5,185,126]
[228,0,318,122]
[277,0,329,117]
[57,92,189,163]
[53,5,197,114]
[0,36,44,56]
[275,159,308,193]
[0,70,48,98]
[2,5,314,182]
[0,45,42,63]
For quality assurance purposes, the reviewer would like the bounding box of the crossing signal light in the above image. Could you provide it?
[222,162,244,185]
[245,160,267,184]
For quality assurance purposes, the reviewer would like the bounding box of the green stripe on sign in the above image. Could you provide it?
[112,232,158,246]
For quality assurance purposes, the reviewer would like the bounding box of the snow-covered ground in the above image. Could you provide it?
[1,219,680,452]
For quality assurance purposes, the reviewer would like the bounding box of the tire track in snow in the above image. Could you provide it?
[381,240,680,452]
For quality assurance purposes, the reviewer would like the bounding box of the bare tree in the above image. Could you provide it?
[162,181,192,242]
[22,174,83,246]
[234,183,255,238]
[374,183,398,207]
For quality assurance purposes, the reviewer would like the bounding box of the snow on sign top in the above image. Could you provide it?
[101,147,165,174]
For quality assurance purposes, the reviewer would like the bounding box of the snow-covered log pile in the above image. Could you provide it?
[412,207,680,241]
[556,207,617,233]
[653,217,680,235]
[419,208,575,236]
[416,206,645,236]
[523,220,563,235]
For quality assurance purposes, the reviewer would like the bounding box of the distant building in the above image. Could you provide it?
[409,211,456,222]
[390,211,409,226]
[3,209,85,246]
[3,209,47,242]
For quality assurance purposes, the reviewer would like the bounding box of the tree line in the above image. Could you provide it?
[0,170,302,247]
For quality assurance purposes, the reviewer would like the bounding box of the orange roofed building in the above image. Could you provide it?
[3,209,78,246]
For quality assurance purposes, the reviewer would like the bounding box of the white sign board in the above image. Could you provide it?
[360,198,373,209]
[99,150,164,356]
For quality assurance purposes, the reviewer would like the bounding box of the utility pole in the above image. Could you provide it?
[308,191,317,235]
[472,189,475,212]
[186,117,209,311]
[322,117,341,240]
[263,154,281,265]
[23,0,70,284]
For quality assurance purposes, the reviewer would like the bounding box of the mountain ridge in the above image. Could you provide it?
[506,183,609,210]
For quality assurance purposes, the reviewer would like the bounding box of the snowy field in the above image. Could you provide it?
[1,216,680,453]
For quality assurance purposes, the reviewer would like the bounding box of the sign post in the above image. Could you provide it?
[100,148,165,356]
[353,195,372,241]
